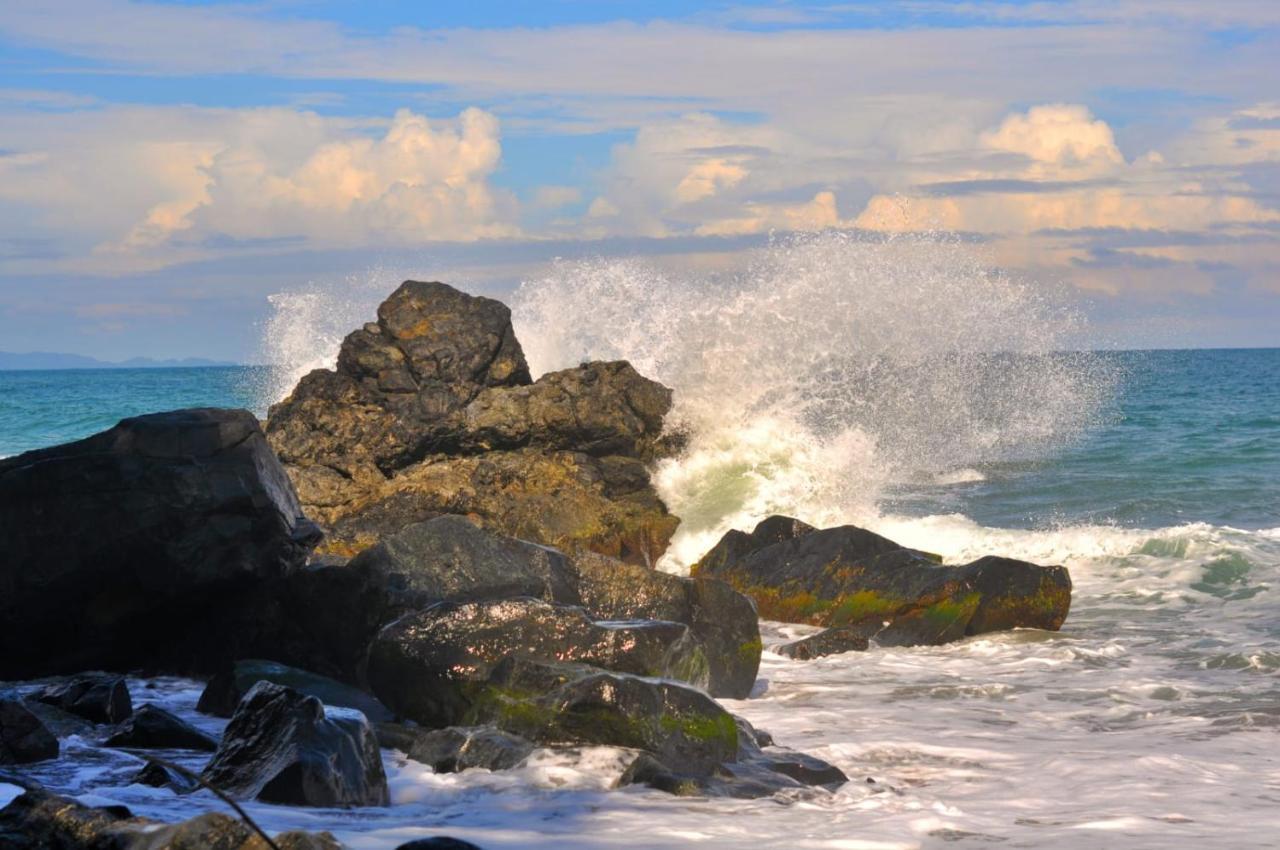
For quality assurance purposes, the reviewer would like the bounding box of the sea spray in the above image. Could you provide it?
[512,231,1120,570]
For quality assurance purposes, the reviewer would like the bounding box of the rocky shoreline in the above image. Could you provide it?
[0,281,1071,848]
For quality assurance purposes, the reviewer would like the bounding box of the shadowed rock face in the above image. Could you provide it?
[103,704,218,752]
[0,408,321,679]
[266,280,679,565]
[694,515,1071,644]
[0,699,59,765]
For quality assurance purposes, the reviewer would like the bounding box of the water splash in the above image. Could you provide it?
[512,231,1119,570]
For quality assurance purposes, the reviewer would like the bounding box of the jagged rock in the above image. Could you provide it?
[0,698,59,764]
[0,786,341,849]
[0,409,321,679]
[694,517,1071,642]
[573,552,761,699]
[368,598,709,728]
[103,704,218,751]
[776,625,872,659]
[466,658,739,776]
[202,682,389,807]
[33,675,132,725]
[395,725,535,773]
[266,281,679,565]
[197,660,392,723]
[131,760,198,794]
[347,515,581,609]
[695,515,816,574]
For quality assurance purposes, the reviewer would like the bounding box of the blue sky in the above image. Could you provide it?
[1,1,1278,360]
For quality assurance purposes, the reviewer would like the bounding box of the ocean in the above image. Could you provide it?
[3,237,1279,848]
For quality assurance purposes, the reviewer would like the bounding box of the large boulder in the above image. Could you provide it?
[103,704,218,751]
[266,281,679,565]
[0,699,59,764]
[573,552,761,699]
[368,598,709,727]
[694,516,1071,642]
[202,681,389,807]
[0,408,321,679]
[197,659,393,722]
[32,675,132,725]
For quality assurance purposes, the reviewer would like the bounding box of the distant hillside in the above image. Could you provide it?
[0,351,239,370]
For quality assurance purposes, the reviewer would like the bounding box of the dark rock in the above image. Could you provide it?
[395,839,484,850]
[202,681,389,807]
[265,281,680,566]
[695,515,816,574]
[469,658,739,776]
[777,625,872,659]
[0,785,342,849]
[0,698,59,764]
[103,704,217,751]
[573,551,761,699]
[757,748,848,787]
[348,515,581,609]
[0,409,321,679]
[197,659,392,723]
[33,674,132,725]
[695,518,1071,642]
[131,760,198,794]
[368,598,708,728]
[397,725,534,773]
[617,752,704,796]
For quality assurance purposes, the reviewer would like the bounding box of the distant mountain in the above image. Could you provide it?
[0,351,239,370]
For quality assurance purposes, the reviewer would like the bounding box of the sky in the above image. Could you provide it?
[1,0,1278,361]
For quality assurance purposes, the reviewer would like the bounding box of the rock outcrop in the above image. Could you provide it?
[368,598,710,727]
[202,682,389,808]
[694,516,1071,643]
[266,280,679,564]
[0,699,59,765]
[0,409,321,679]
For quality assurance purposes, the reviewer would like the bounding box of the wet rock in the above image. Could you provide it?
[395,839,484,850]
[131,759,199,794]
[0,409,321,679]
[0,698,59,764]
[266,281,679,566]
[468,658,739,776]
[197,660,392,723]
[103,704,218,751]
[129,813,344,850]
[776,625,872,659]
[33,674,132,725]
[368,598,709,728]
[202,681,389,807]
[695,517,1071,642]
[397,725,535,773]
[347,515,581,609]
[573,551,761,699]
[695,515,816,574]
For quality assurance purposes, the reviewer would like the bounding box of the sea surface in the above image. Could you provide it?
[2,347,1278,849]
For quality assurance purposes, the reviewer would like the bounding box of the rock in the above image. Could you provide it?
[266,281,679,566]
[395,840,484,850]
[131,759,198,794]
[197,660,392,723]
[573,552,761,699]
[202,681,389,807]
[695,515,816,574]
[776,625,872,659]
[0,785,341,849]
[694,517,1071,642]
[103,704,218,751]
[397,725,535,773]
[0,409,321,679]
[469,658,739,776]
[0,698,59,764]
[33,674,132,725]
[348,515,581,609]
[368,598,709,728]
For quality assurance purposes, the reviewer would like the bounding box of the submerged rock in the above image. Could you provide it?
[395,840,484,850]
[776,625,872,659]
[695,516,1071,642]
[0,698,59,764]
[33,674,132,725]
[0,408,321,679]
[266,280,679,564]
[132,759,199,793]
[197,659,393,723]
[103,704,218,751]
[396,725,535,773]
[368,598,709,727]
[202,681,389,808]
[573,552,761,699]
